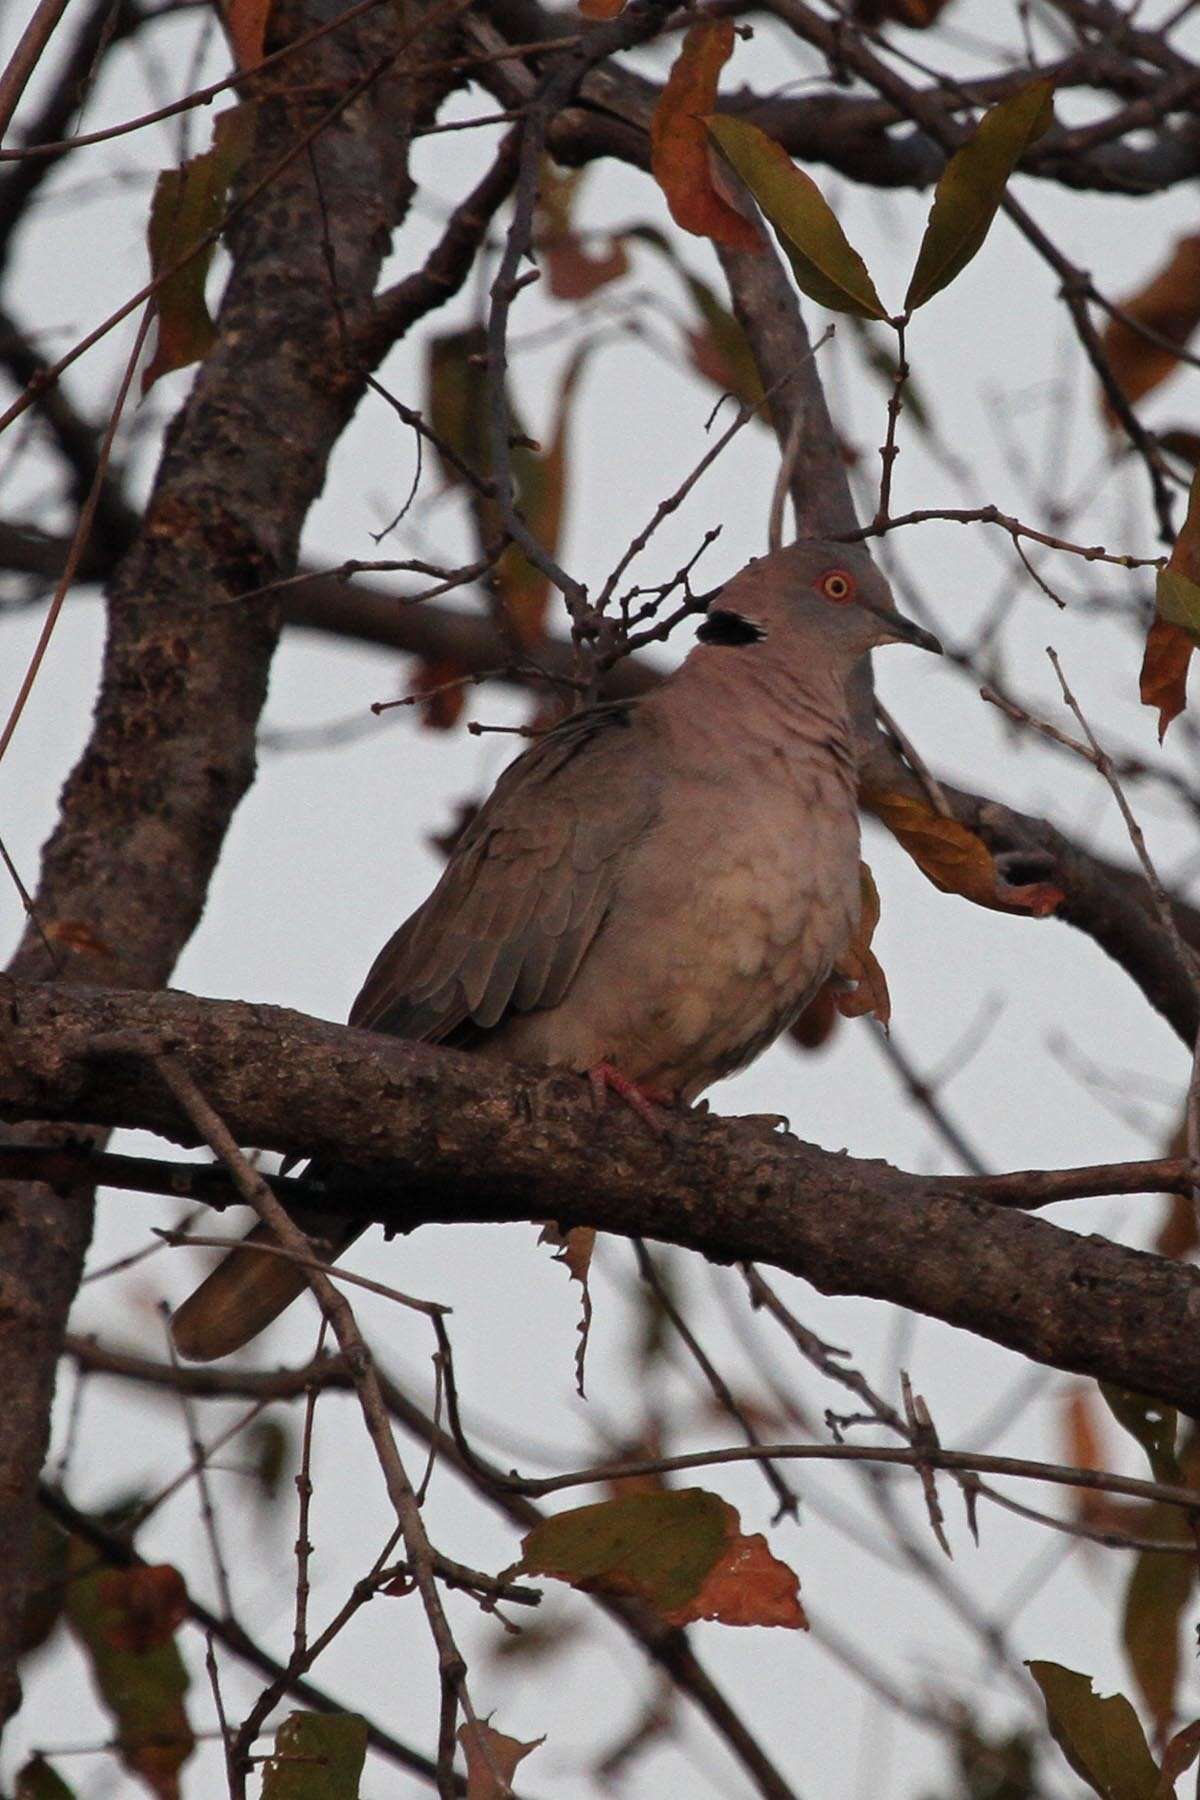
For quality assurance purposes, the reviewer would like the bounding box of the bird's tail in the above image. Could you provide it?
[171,1175,362,1362]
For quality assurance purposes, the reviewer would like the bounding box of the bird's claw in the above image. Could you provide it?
[586,1063,671,1137]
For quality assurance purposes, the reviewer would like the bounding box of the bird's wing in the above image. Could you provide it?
[349,698,661,1043]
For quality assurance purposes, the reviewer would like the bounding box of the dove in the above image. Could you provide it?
[171,538,940,1360]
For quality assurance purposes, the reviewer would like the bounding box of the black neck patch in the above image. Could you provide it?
[697,609,767,647]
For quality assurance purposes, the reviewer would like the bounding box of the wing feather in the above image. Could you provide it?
[349,700,657,1044]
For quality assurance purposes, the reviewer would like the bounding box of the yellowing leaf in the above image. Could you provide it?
[261,1713,367,1798]
[650,24,762,253]
[1102,236,1200,417]
[520,1488,806,1629]
[143,106,252,392]
[905,80,1054,311]
[1027,1661,1161,1800]
[458,1720,544,1798]
[833,861,890,1027]
[864,789,1063,916]
[1142,464,1200,737]
[707,116,885,319]
[65,1547,194,1799]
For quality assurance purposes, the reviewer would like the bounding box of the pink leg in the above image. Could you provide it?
[587,1062,673,1136]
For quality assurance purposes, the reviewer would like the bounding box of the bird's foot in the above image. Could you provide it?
[586,1063,672,1137]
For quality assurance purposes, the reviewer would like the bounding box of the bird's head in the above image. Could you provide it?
[697,539,942,666]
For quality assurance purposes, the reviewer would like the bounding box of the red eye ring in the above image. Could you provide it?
[819,569,855,603]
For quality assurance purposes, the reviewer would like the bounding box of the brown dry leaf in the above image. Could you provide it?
[853,0,956,20]
[539,1222,595,1398]
[865,789,1063,916]
[406,656,469,731]
[458,1720,544,1798]
[1141,616,1194,741]
[101,1564,188,1654]
[1101,235,1200,418]
[219,0,273,67]
[520,1488,806,1629]
[650,22,762,252]
[1141,465,1200,738]
[1061,1388,1115,1527]
[1156,1190,1198,1260]
[832,861,890,1027]
[790,981,840,1052]
[537,162,629,300]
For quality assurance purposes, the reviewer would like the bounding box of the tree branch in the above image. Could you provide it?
[7,979,1200,1413]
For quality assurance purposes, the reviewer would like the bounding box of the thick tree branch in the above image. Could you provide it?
[0,0,462,1726]
[7,979,1200,1414]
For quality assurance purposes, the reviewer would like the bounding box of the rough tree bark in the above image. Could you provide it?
[0,0,459,1722]
[5,981,1200,1415]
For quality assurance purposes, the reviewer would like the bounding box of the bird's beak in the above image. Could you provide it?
[869,604,942,654]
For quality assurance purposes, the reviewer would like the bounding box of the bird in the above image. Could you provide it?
[171,538,940,1361]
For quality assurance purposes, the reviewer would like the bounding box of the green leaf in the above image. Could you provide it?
[521,1489,729,1615]
[1027,1661,1160,1800]
[1099,1385,1181,1485]
[143,105,253,391]
[519,1486,806,1629]
[261,1713,367,1798]
[706,116,886,319]
[1156,567,1200,641]
[15,1756,76,1800]
[905,80,1054,311]
[64,1549,194,1799]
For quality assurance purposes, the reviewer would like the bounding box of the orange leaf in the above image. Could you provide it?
[1101,235,1200,418]
[650,23,762,252]
[458,1720,544,1798]
[1140,615,1194,742]
[670,1512,807,1629]
[865,789,1063,915]
[219,0,273,67]
[578,0,625,14]
[1061,1388,1111,1526]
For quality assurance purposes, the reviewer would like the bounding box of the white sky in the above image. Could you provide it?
[3,3,1200,1795]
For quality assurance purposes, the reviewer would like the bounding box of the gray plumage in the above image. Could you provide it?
[172,539,939,1360]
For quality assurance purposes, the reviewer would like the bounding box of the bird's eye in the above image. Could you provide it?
[819,570,854,603]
